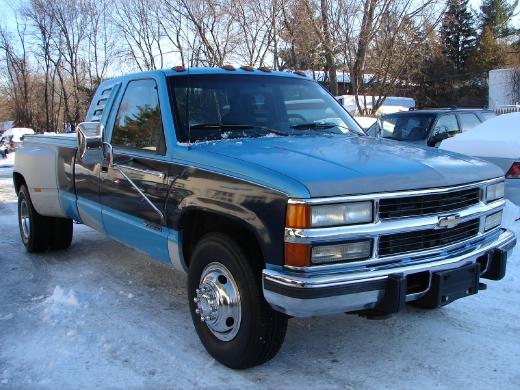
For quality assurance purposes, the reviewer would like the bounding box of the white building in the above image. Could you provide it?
[489,68,520,111]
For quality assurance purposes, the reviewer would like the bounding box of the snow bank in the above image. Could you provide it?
[440,113,520,158]
[42,286,80,323]
[503,200,520,228]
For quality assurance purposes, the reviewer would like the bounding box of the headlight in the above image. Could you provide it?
[484,211,502,231]
[310,201,373,227]
[311,240,372,264]
[486,182,505,202]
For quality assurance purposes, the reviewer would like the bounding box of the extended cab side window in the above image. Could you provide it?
[112,79,166,155]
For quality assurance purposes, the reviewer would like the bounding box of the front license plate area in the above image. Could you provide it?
[415,263,480,309]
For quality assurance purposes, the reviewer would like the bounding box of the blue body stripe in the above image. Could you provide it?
[61,192,175,265]
[59,191,81,221]
[102,206,171,264]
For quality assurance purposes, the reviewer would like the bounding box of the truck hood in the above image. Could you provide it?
[187,134,503,198]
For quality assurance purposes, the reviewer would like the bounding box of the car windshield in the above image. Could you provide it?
[377,114,436,141]
[168,74,364,142]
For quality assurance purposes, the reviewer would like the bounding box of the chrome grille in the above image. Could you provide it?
[378,219,480,257]
[379,188,480,219]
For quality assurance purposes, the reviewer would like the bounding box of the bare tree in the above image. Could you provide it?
[85,0,119,90]
[179,0,239,66]
[339,0,442,115]
[23,0,58,131]
[233,0,275,67]
[0,22,32,127]
[114,0,164,70]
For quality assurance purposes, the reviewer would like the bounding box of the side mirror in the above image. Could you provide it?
[77,122,103,158]
[427,132,449,147]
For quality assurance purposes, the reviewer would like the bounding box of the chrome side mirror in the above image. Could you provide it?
[77,122,103,158]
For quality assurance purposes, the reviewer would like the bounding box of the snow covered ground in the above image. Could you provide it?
[0,153,14,168]
[0,167,519,389]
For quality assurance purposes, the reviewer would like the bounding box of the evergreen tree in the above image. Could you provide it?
[468,25,507,72]
[479,0,519,38]
[441,0,477,73]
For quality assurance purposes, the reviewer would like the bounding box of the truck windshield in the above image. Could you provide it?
[168,74,364,142]
[376,113,435,141]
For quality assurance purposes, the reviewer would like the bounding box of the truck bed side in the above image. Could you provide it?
[14,134,79,220]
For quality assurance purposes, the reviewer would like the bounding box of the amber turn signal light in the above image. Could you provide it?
[286,204,310,228]
[284,243,310,267]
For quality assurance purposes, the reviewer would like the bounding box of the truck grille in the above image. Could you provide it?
[379,188,480,219]
[378,219,480,257]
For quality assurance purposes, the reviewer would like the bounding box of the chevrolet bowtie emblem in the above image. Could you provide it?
[437,214,461,229]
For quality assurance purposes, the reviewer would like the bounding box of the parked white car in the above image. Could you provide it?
[440,113,520,205]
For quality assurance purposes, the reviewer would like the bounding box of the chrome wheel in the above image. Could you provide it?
[20,197,30,240]
[193,262,242,341]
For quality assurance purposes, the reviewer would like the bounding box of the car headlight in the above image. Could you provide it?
[310,201,373,227]
[286,201,374,228]
[486,182,505,203]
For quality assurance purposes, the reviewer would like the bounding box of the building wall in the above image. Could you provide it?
[489,69,519,110]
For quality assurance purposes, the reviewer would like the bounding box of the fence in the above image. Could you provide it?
[495,105,520,115]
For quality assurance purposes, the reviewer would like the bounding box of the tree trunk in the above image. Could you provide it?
[321,0,337,95]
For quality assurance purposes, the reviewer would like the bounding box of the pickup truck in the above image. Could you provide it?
[13,67,517,369]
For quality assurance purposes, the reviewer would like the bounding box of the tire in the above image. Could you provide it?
[17,184,51,253]
[188,233,288,369]
[50,217,73,250]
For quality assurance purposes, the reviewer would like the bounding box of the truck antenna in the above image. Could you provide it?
[187,67,192,150]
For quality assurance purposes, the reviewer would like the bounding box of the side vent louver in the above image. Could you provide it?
[91,88,112,122]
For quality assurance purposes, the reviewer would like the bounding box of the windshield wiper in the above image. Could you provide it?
[190,123,253,130]
[190,123,288,136]
[290,122,357,134]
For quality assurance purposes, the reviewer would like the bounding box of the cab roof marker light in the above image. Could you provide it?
[258,66,272,72]
[293,70,307,77]
[172,65,186,72]
[240,65,255,71]
[221,64,236,71]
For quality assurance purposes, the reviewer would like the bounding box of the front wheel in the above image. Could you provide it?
[188,233,288,369]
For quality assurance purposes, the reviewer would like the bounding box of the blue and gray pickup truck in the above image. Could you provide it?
[13,67,517,368]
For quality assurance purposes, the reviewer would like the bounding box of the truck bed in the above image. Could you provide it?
[14,133,78,219]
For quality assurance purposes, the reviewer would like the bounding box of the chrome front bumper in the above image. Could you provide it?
[263,229,516,317]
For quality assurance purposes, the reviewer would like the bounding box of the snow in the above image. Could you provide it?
[354,116,377,129]
[1,166,520,388]
[440,113,520,158]
[0,152,15,168]
[2,128,35,143]
[338,95,415,114]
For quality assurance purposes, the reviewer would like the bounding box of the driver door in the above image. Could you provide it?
[100,78,171,263]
